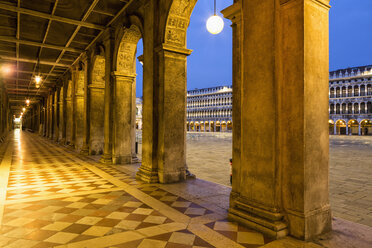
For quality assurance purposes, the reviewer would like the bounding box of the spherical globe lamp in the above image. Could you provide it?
[206,15,224,35]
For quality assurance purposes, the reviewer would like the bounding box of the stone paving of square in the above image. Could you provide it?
[138,132,372,227]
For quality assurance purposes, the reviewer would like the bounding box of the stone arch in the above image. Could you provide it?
[336,119,347,135]
[360,119,372,135]
[328,119,334,134]
[348,119,359,135]
[164,0,198,48]
[116,24,142,75]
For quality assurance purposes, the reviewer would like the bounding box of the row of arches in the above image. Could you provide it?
[330,102,372,114]
[187,120,232,132]
[187,109,232,118]
[329,119,372,135]
[187,96,232,108]
[330,84,372,98]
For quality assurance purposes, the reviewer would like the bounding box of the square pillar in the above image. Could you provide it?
[155,44,191,183]
[100,34,115,164]
[223,0,331,241]
[54,90,59,142]
[112,72,136,164]
[74,69,85,151]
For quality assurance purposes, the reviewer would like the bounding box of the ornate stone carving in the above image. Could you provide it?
[165,0,197,48]
[92,55,105,87]
[117,25,141,74]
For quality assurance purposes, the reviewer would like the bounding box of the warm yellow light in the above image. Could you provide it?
[206,15,224,35]
[26,99,30,106]
[1,64,12,75]
[22,107,26,112]
[35,75,42,84]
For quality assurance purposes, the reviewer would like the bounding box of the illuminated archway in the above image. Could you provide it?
[227,120,232,131]
[360,119,372,136]
[336,119,346,135]
[328,120,334,134]
[348,119,359,135]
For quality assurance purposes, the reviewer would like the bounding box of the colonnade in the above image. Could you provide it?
[19,0,333,241]
[330,84,372,98]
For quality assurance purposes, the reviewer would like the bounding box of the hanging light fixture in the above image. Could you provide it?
[22,107,26,112]
[26,99,30,106]
[206,0,224,35]
[34,57,42,89]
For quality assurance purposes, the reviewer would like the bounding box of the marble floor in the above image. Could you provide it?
[0,130,371,248]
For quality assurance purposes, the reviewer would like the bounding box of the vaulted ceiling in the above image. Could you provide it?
[0,0,134,112]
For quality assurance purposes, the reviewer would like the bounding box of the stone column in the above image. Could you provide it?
[89,55,105,155]
[358,123,361,135]
[223,0,331,240]
[100,34,115,164]
[155,44,191,183]
[49,92,54,139]
[59,85,65,144]
[112,72,136,164]
[74,68,85,151]
[346,122,349,135]
[65,80,73,145]
[81,56,91,155]
[334,122,337,135]
[54,89,59,142]
[136,0,158,183]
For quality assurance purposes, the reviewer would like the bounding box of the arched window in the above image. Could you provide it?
[330,104,334,114]
[342,87,347,97]
[348,103,352,114]
[336,104,340,114]
[336,87,341,98]
[368,85,372,96]
[361,85,366,96]
[348,86,352,97]
[354,86,359,96]
[342,103,346,114]
[361,102,366,114]
[354,103,359,114]
[330,88,335,98]
[368,102,372,113]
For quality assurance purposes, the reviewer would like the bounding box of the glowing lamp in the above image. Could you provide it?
[206,15,224,35]
[35,75,42,84]
[22,107,26,112]
[1,64,12,75]
[26,99,30,106]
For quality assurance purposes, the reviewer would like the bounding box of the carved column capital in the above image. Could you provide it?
[221,2,242,23]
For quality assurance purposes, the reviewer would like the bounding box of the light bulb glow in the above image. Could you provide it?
[26,99,30,106]
[1,64,13,75]
[206,15,224,35]
[35,75,42,84]
[22,107,26,112]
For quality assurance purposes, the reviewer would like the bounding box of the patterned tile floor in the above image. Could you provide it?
[0,130,275,248]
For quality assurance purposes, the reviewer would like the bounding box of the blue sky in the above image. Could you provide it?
[136,0,372,97]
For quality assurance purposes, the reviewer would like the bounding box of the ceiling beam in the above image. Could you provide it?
[38,0,101,94]
[0,3,105,30]
[0,56,70,67]
[0,36,84,53]
[70,0,135,70]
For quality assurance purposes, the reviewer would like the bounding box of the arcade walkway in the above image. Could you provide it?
[0,130,371,248]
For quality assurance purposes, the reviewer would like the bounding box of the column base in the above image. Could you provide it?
[136,166,159,183]
[59,138,66,145]
[100,153,112,164]
[158,169,186,184]
[228,199,288,239]
[80,145,89,156]
[112,155,133,165]
[286,205,332,240]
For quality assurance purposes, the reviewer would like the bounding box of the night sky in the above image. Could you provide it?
[136,0,372,97]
